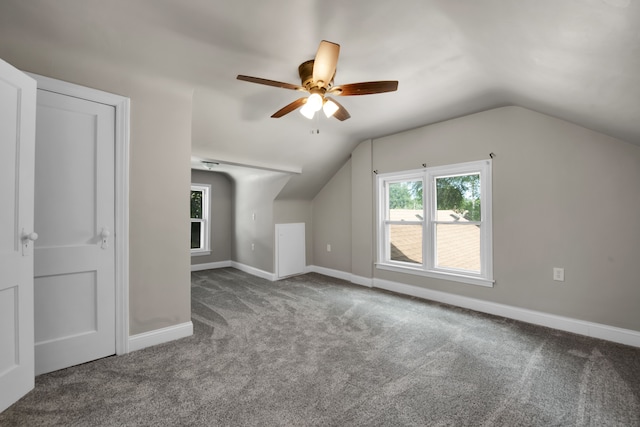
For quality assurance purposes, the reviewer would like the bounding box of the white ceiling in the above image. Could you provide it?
[1,0,639,199]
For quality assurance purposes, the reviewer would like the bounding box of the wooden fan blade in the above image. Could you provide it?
[313,40,340,88]
[237,75,304,91]
[271,97,307,118]
[325,97,351,121]
[329,80,398,96]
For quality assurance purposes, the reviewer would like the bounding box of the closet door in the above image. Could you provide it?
[276,223,306,278]
[33,89,116,375]
[0,58,36,413]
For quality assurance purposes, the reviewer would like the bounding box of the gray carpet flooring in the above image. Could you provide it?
[1,268,639,426]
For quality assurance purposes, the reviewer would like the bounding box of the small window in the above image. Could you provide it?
[191,184,211,256]
[377,160,493,287]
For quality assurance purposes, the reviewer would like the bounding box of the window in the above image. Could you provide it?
[377,160,493,287]
[191,184,211,256]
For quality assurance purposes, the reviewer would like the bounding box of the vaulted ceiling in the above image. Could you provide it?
[1,0,639,199]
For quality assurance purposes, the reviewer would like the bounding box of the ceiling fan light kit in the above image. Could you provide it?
[237,40,398,121]
[306,92,323,111]
[322,99,339,118]
[300,102,316,119]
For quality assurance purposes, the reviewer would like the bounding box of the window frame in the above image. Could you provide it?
[190,183,211,256]
[376,160,493,287]
[380,171,425,267]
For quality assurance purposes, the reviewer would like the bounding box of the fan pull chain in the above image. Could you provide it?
[310,109,321,134]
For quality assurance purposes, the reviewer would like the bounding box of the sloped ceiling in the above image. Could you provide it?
[1,0,639,199]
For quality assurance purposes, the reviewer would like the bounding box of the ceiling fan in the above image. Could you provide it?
[237,40,398,121]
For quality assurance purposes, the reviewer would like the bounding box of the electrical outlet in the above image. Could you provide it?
[251,243,255,251]
[327,244,331,252]
[553,267,565,282]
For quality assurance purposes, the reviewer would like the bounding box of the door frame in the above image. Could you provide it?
[28,72,131,355]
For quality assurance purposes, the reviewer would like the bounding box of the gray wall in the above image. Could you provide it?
[312,160,352,272]
[1,56,194,335]
[312,106,640,332]
[233,172,291,273]
[127,81,191,335]
[191,170,233,265]
[350,140,374,279]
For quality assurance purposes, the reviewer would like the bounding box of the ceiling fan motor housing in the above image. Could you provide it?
[298,60,333,92]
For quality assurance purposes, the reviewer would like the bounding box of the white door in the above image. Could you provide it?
[276,223,306,278]
[33,89,116,375]
[0,59,36,412]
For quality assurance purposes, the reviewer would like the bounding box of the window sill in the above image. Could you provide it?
[375,263,494,288]
[190,250,211,257]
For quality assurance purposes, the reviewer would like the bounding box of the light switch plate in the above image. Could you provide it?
[553,267,565,282]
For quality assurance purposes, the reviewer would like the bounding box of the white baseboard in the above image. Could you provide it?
[128,321,193,352]
[191,260,232,272]
[191,260,281,281]
[308,265,352,282]
[231,261,276,281]
[373,278,640,348]
[351,274,374,288]
[307,265,373,288]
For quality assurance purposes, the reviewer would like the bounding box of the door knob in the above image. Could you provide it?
[100,227,110,249]
[24,232,38,242]
[21,229,38,255]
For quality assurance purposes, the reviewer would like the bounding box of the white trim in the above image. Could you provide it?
[307,265,373,288]
[191,261,232,272]
[308,265,352,282]
[375,263,494,287]
[190,250,211,257]
[192,261,283,281]
[27,73,131,355]
[128,322,193,353]
[114,96,130,356]
[351,274,374,288]
[373,277,640,348]
[27,72,127,107]
[231,261,276,281]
